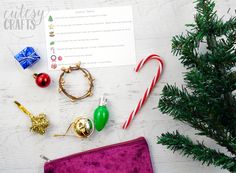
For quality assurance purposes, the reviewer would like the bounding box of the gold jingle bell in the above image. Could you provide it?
[74,117,94,138]
[54,117,94,138]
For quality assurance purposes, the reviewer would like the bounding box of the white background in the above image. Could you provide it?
[0,0,235,173]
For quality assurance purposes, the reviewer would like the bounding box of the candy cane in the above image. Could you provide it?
[122,54,164,129]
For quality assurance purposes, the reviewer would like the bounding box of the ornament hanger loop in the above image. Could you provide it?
[58,62,95,102]
[14,101,33,117]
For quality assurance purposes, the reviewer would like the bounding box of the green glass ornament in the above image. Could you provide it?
[94,96,109,131]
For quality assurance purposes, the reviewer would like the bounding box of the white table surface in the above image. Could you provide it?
[0,0,235,173]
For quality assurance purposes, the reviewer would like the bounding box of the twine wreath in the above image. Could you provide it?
[58,62,95,102]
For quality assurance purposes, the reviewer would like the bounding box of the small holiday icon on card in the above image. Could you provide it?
[50,41,55,45]
[51,63,57,69]
[49,31,55,37]
[50,47,55,54]
[48,24,54,30]
[51,55,57,62]
[58,56,63,61]
[48,16,53,22]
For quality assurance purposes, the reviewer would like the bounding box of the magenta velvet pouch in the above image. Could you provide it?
[44,137,154,173]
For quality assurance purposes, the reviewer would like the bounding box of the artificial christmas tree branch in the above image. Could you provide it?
[158,131,236,172]
[157,0,236,171]
[159,85,236,155]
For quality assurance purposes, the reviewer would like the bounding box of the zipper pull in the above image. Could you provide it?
[40,155,51,162]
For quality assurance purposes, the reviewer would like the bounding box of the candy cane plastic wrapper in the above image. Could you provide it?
[122,54,164,129]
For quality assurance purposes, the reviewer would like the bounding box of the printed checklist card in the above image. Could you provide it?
[45,6,136,70]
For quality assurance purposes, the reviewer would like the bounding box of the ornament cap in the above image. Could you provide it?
[99,96,107,106]
[33,73,38,79]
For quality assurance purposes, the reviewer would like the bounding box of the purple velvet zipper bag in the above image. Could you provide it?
[44,137,154,173]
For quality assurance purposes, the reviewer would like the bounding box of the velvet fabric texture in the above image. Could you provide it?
[44,137,154,173]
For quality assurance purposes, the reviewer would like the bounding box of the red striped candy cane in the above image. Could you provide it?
[122,54,164,129]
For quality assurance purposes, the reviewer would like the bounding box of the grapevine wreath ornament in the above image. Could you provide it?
[58,62,95,102]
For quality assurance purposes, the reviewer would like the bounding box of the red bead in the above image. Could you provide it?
[34,73,51,88]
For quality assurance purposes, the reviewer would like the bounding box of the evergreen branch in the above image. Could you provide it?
[194,0,217,37]
[184,69,236,135]
[172,33,201,69]
[185,67,236,97]
[228,71,236,92]
[215,17,236,36]
[157,131,236,172]
[159,85,236,155]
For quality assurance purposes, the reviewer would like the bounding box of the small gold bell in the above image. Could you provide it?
[54,117,94,138]
[14,101,49,135]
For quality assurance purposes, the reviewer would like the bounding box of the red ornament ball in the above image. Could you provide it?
[34,73,51,88]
